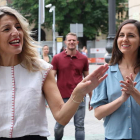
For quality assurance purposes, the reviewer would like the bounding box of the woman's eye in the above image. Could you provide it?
[3,28,9,31]
[119,34,124,37]
[128,35,134,37]
[16,26,21,29]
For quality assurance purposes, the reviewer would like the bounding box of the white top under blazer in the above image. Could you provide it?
[0,59,52,138]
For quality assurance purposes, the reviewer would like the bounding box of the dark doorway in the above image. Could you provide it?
[31,28,46,41]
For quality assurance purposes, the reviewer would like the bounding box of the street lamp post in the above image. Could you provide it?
[105,0,116,63]
[46,4,56,56]
[38,0,45,57]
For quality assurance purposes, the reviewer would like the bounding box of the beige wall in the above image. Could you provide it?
[42,27,53,41]
[0,0,7,6]
[129,0,140,21]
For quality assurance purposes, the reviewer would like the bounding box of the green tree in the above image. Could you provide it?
[9,0,128,44]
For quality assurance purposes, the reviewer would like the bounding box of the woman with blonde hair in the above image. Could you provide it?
[0,6,108,140]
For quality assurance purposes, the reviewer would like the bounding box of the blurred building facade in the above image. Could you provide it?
[129,0,140,21]
[0,0,7,6]
[1,0,140,36]
[1,0,140,57]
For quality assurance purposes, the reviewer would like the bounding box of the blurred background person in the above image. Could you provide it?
[42,45,52,63]
[42,45,52,108]
[81,46,88,57]
[60,46,65,53]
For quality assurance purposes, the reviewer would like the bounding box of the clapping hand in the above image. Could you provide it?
[120,73,137,95]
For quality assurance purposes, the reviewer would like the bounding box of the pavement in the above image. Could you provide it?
[46,64,105,140]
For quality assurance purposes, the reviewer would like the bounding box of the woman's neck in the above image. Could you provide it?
[0,57,20,66]
[120,54,137,67]
[43,54,48,57]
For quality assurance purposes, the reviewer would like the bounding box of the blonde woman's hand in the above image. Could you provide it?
[73,64,109,97]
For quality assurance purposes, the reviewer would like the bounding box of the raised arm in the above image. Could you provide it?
[43,64,109,125]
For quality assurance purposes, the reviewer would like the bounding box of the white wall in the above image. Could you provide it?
[129,0,140,21]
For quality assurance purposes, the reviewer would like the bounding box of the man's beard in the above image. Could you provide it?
[68,47,76,51]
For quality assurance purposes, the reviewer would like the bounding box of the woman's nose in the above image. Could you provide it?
[123,35,128,41]
[11,27,19,37]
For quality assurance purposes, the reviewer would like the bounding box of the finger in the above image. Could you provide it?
[120,84,129,89]
[98,74,108,82]
[92,64,109,77]
[82,80,92,86]
[120,80,132,87]
[84,64,109,82]
[120,80,128,85]
[104,63,109,68]
[100,65,109,76]
[126,80,129,83]
[134,82,137,86]
[121,88,128,92]
[96,65,109,79]
[89,106,93,111]
[125,76,133,84]
[130,73,134,81]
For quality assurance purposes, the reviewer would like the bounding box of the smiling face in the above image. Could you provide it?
[117,23,140,56]
[65,34,79,51]
[0,14,23,58]
[43,46,49,55]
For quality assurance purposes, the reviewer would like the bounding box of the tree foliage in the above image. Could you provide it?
[9,0,128,41]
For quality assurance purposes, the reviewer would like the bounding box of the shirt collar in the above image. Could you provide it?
[64,49,79,59]
[110,64,140,83]
[110,64,119,72]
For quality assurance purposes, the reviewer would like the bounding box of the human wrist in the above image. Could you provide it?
[70,94,84,103]
[119,95,127,103]
[131,88,138,95]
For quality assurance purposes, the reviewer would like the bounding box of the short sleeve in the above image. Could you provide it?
[51,55,57,70]
[38,59,53,84]
[83,57,89,71]
[90,78,108,108]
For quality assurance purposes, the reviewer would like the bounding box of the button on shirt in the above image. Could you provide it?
[90,64,140,139]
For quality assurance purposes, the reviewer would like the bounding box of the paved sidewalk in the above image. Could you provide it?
[46,64,105,140]
[46,96,105,140]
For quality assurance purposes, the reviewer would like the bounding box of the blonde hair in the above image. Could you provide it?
[0,6,44,72]
[65,32,78,40]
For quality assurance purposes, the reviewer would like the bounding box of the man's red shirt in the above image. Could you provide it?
[51,50,89,98]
